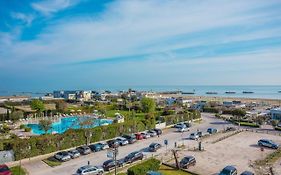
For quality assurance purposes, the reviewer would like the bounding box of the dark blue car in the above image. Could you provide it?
[89,143,103,152]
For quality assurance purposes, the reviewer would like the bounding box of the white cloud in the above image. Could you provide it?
[31,0,79,16]
[10,12,34,26]
[1,0,281,72]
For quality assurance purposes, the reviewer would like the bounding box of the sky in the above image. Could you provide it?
[0,0,281,92]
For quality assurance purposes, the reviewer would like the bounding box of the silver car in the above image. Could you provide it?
[76,165,104,175]
[54,151,71,162]
[68,149,80,159]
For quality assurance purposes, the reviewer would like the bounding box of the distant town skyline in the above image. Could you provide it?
[1,0,281,91]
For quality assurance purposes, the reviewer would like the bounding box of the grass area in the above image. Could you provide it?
[238,122,259,128]
[105,109,147,120]
[42,157,62,167]
[159,165,193,175]
[255,148,281,166]
[10,166,26,175]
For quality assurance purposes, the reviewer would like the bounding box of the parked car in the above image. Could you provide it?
[100,142,109,150]
[184,122,192,128]
[68,149,81,159]
[189,133,199,140]
[226,127,236,132]
[219,166,237,175]
[147,130,158,137]
[149,143,161,152]
[89,143,104,152]
[115,137,129,146]
[240,171,254,175]
[135,133,144,140]
[196,131,203,137]
[122,134,137,144]
[76,165,104,175]
[258,139,279,149]
[76,146,91,155]
[207,128,218,134]
[179,156,196,168]
[0,164,12,175]
[153,128,163,135]
[102,159,123,171]
[141,132,151,139]
[177,127,189,132]
[174,123,186,128]
[124,151,144,163]
[54,151,71,162]
[107,139,120,148]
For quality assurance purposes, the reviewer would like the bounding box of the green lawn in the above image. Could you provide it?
[159,165,193,175]
[10,166,26,175]
[42,157,62,167]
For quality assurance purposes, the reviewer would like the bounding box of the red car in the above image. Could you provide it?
[0,164,12,175]
[135,133,143,140]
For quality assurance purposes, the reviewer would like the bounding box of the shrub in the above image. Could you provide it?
[20,125,26,129]
[237,122,259,128]
[127,158,161,175]
[24,127,31,132]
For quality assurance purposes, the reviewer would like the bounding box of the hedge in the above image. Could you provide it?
[164,110,201,126]
[275,127,281,131]
[4,120,147,160]
[2,111,200,160]
[127,158,161,175]
[237,122,259,128]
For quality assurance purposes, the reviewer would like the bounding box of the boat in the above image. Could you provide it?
[225,91,236,94]
[242,91,254,94]
[182,92,195,94]
[278,91,281,93]
[206,92,218,94]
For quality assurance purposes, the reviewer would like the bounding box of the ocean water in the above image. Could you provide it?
[1,85,281,99]
[100,85,281,100]
[27,116,113,135]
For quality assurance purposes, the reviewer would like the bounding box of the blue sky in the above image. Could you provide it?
[0,0,281,91]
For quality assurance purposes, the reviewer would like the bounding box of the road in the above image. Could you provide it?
[23,113,234,175]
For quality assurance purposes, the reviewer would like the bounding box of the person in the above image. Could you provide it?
[174,142,177,148]
[88,161,90,165]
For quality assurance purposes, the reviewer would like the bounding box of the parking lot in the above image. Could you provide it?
[177,131,281,175]
[21,113,281,175]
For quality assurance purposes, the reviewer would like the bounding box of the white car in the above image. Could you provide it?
[54,151,71,162]
[115,137,129,146]
[76,165,104,175]
[177,127,189,132]
[189,133,199,140]
[174,123,186,128]
[141,132,151,139]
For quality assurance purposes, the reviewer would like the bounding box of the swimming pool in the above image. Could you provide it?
[27,116,113,135]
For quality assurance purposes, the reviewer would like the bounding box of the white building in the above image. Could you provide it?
[271,108,281,120]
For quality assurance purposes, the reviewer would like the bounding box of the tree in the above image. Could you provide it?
[10,111,24,121]
[55,100,67,113]
[39,119,52,134]
[271,120,279,127]
[140,97,155,113]
[31,99,45,117]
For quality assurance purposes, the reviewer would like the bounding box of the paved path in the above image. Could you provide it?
[22,113,235,175]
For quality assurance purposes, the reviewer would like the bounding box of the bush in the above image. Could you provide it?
[203,107,219,113]
[237,122,259,128]
[10,166,26,175]
[127,158,161,175]
[20,125,26,129]
[24,127,31,132]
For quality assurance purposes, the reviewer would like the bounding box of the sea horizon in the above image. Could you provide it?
[1,85,281,100]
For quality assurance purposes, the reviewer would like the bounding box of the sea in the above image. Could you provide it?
[0,85,281,100]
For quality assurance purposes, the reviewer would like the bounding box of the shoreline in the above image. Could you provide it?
[154,94,281,105]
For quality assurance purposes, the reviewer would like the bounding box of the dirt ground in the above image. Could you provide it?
[175,131,281,175]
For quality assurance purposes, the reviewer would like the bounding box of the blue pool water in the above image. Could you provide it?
[27,116,113,135]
